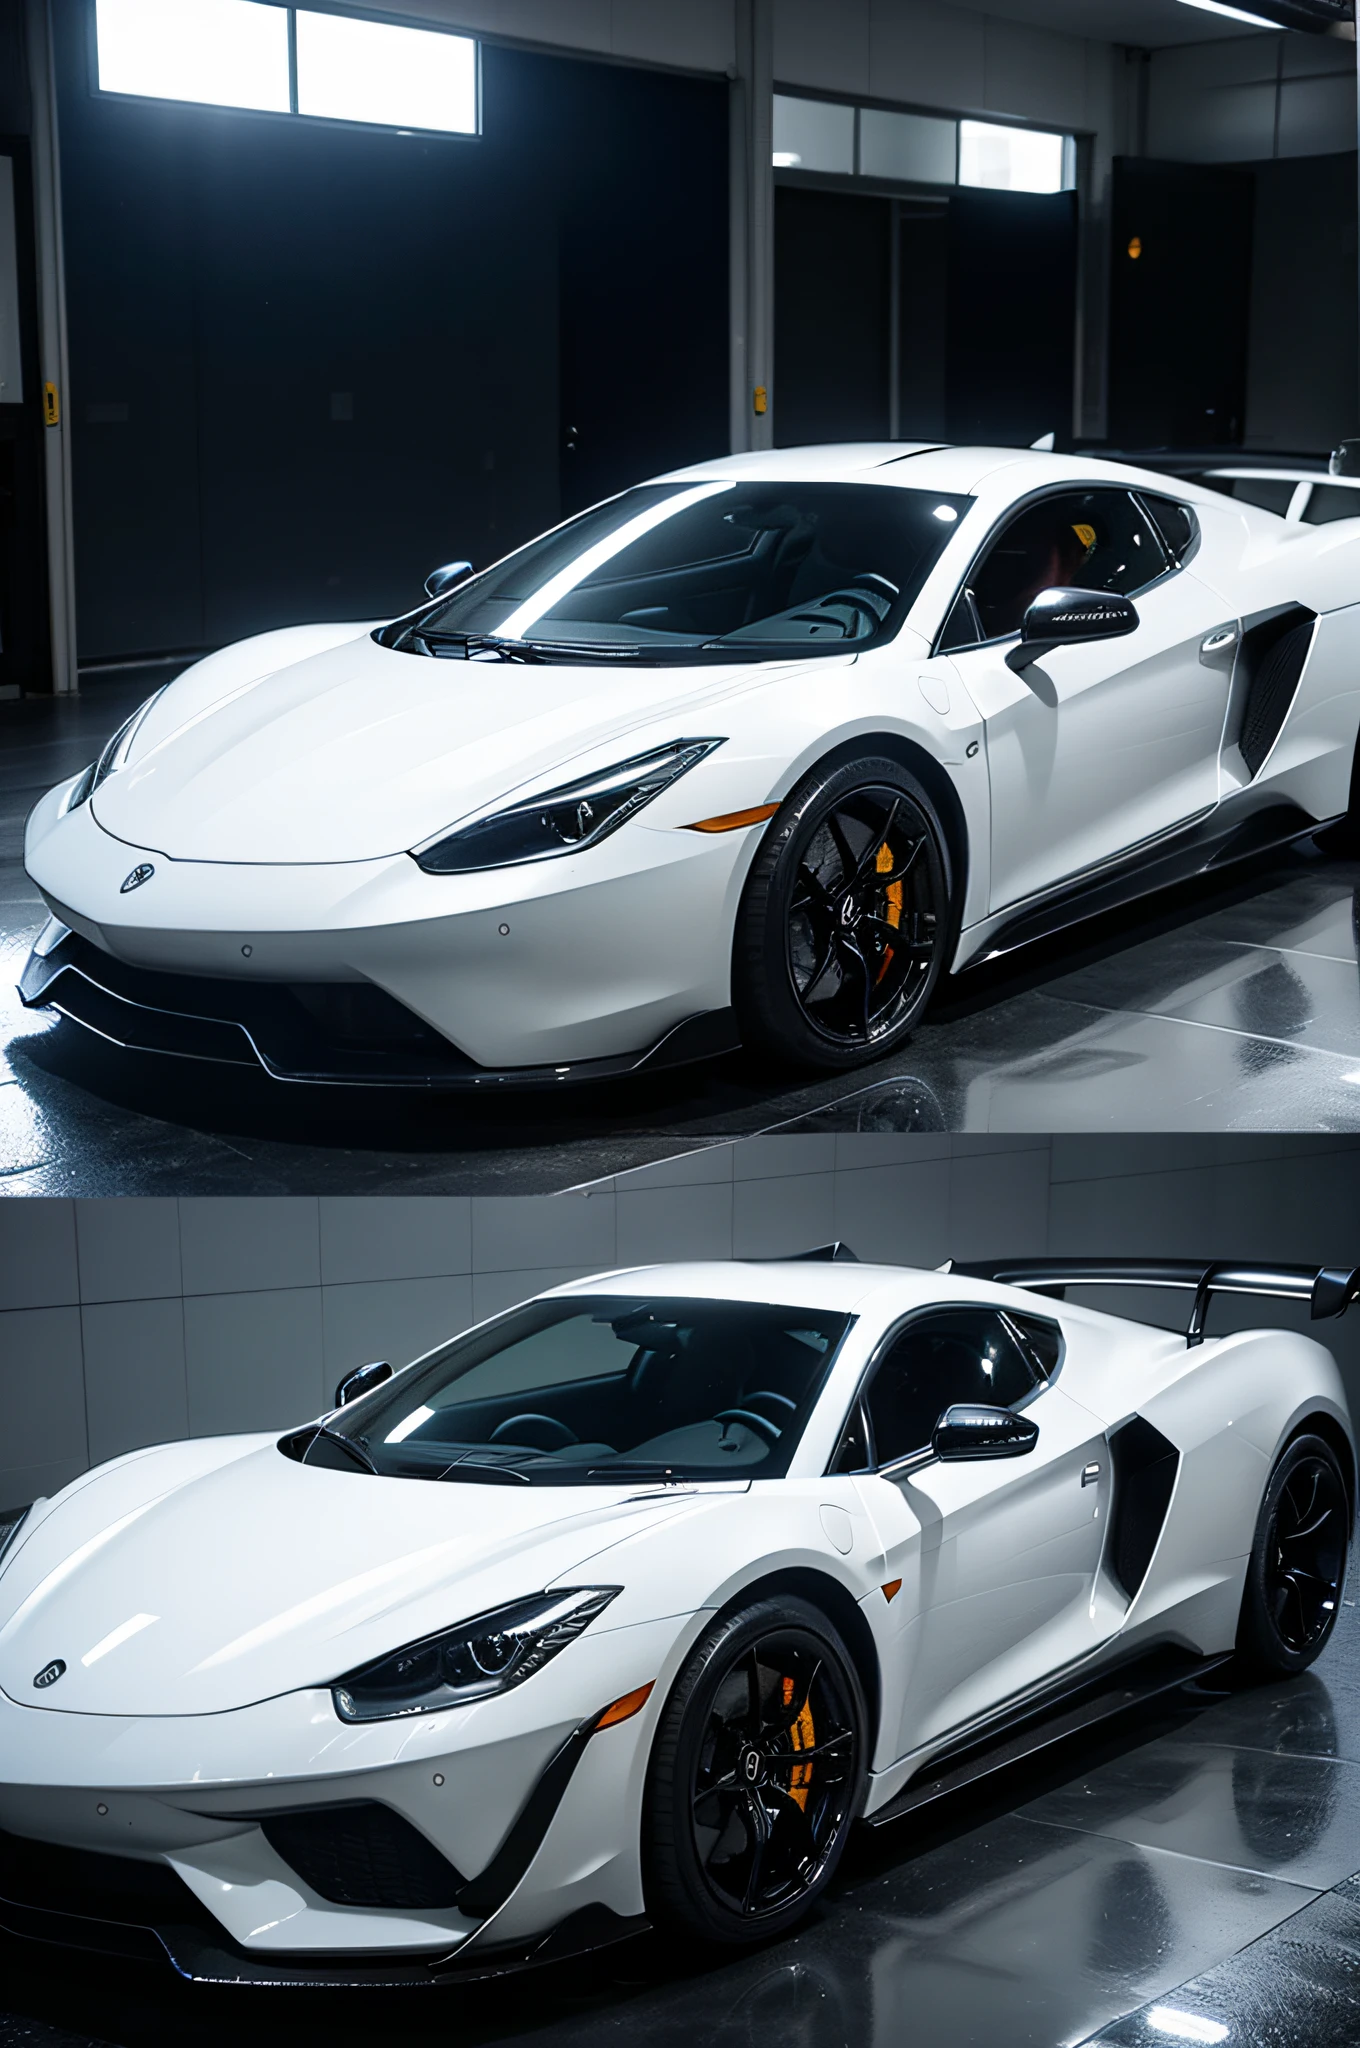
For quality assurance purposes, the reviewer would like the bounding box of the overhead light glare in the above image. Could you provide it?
[1147,2008,1230,2045]
[1176,0,1280,27]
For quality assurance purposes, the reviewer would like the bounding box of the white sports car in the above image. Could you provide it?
[0,1251,1354,1985]
[19,446,1360,1086]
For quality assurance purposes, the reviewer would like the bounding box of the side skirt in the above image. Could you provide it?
[953,798,1328,972]
[866,1646,1232,1830]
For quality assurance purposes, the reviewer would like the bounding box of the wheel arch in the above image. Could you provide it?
[784,731,971,921]
[1283,1409,1357,1533]
[710,1565,883,1763]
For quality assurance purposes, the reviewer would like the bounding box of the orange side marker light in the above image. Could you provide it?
[684,803,780,834]
[882,1579,903,1603]
[595,1681,655,1729]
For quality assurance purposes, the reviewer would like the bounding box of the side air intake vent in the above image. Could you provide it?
[1237,609,1315,778]
[1107,1417,1180,1603]
[261,1803,465,1908]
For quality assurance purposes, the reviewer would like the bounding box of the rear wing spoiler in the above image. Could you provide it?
[944,1259,1360,1347]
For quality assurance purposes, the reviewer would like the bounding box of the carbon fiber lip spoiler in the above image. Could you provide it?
[944,1259,1360,1347]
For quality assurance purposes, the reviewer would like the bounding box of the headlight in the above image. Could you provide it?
[413,737,724,875]
[0,1505,32,1576]
[66,688,168,812]
[331,1586,619,1722]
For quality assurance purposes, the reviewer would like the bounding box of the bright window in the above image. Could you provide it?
[94,0,480,137]
[959,119,1067,194]
[295,12,477,134]
[860,107,957,184]
[95,0,291,113]
[772,95,855,175]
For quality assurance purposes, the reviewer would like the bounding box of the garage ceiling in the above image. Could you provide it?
[955,0,1288,45]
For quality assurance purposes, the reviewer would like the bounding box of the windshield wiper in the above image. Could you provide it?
[416,632,645,664]
[434,1458,532,1485]
[586,1462,698,1480]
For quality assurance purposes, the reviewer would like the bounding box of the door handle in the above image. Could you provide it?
[1081,1462,1101,1487]
[1199,624,1238,667]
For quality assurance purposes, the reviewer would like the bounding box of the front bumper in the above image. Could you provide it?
[19,929,739,1087]
[23,786,756,1073]
[0,1617,674,1969]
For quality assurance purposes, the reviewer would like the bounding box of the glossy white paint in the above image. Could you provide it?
[26,446,1360,1071]
[0,1258,1350,1961]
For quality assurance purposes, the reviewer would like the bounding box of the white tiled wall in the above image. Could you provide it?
[2,1136,1357,1510]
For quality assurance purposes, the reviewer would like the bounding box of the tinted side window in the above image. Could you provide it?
[865,1310,1040,1466]
[1139,495,1196,563]
[1008,1312,1063,1379]
[1302,483,1360,527]
[969,490,1168,643]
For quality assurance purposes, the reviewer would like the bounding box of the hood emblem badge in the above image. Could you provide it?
[33,1659,66,1689]
[120,864,155,894]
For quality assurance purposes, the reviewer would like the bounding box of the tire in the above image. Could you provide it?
[1235,1433,1350,1678]
[642,1596,867,1947]
[732,754,953,1072]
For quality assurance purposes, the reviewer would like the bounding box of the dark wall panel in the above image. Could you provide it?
[944,187,1077,448]
[54,19,728,660]
[1108,157,1254,449]
[1244,150,1357,454]
[774,186,892,447]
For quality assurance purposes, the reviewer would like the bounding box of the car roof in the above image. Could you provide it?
[540,1257,1162,1341]
[653,443,1230,506]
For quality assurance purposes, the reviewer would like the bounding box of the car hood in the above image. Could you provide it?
[88,631,792,865]
[0,1439,689,1716]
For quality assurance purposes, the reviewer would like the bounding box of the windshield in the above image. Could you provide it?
[312,1294,854,1484]
[380,482,972,664]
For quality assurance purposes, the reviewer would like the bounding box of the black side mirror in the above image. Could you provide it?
[932,1403,1039,1460]
[334,1360,393,1409]
[1006,586,1138,674]
[424,560,474,599]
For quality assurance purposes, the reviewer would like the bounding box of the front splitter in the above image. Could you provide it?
[18,932,741,1089]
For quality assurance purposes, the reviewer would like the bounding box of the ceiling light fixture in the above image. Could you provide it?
[1176,0,1281,26]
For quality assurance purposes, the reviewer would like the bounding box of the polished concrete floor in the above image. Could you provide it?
[3,1587,1360,2048]
[3,679,1359,1193]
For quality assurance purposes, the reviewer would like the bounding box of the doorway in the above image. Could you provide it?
[0,137,50,696]
[774,179,1078,451]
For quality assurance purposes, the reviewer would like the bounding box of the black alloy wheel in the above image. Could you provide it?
[1237,1434,1350,1677]
[643,1598,865,1945]
[733,755,952,1071]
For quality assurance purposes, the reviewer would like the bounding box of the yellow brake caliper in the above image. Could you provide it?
[876,841,903,985]
[782,1674,816,1811]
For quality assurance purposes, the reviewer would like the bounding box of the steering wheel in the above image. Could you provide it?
[488,1413,578,1451]
[714,1406,783,1445]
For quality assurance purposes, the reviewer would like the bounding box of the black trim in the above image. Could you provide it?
[456,1720,595,1919]
[1107,1419,1180,1603]
[18,931,740,1088]
[962,796,1325,967]
[867,1647,1230,1829]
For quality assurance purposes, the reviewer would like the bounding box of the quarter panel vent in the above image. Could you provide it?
[1107,1417,1180,1603]
[1237,609,1315,779]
